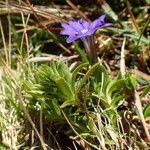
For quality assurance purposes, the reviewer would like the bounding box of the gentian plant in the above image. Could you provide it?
[60,15,112,63]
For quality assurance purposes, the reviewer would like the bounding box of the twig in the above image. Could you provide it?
[66,0,90,21]
[125,0,140,33]
[28,55,78,62]
[132,70,150,81]
[24,0,71,54]
[0,19,8,64]
[47,128,61,150]
[0,1,72,20]
[7,11,11,66]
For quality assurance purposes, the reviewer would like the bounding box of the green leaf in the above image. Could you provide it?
[146,0,150,4]
[141,84,150,97]
[106,79,124,103]
[105,139,115,145]
[136,76,149,85]
[107,27,149,45]
[94,64,109,84]
[87,118,98,134]
[60,100,76,108]
[76,62,101,94]
[55,78,75,100]
[23,81,44,99]
[72,63,88,83]
[73,42,89,63]
[52,100,61,116]
[0,145,8,150]
[129,74,137,89]
[34,61,75,101]
[143,103,150,118]
[111,95,124,107]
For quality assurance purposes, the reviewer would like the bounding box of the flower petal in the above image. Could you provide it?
[79,19,90,29]
[60,22,77,36]
[89,15,106,30]
[61,23,76,31]
[60,15,112,44]
[99,23,112,28]
[68,20,84,32]
[66,35,79,43]
[61,23,70,29]
[60,29,76,36]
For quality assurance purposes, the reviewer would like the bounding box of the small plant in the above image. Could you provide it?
[0,0,150,149]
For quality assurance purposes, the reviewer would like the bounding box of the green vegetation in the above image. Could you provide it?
[0,0,150,149]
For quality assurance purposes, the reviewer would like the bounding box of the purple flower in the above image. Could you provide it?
[60,15,112,43]
[60,15,111,63]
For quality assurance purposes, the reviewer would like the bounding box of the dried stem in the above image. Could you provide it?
[17,87,47,150]
[0,19,8,64]
[40,101,44,139]
[132,70,150,81]
[24,0,71,54]
[66,0,90,21]
[134,90,150,142]
[125,0,140,33]
[120,37,126,76]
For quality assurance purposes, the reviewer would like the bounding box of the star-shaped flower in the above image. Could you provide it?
[60,15,112,43]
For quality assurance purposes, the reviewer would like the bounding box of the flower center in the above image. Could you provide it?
[81,29,88,34]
